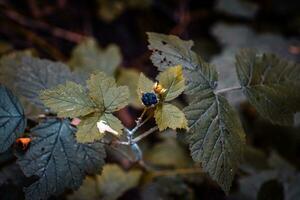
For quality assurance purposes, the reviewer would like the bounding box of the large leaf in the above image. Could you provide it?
[235,49,300,125]
[17,119,106,200]
[1,55,82,111]
[69,38,121,75]
[147,32,218,95]
[154,103,187,131]
[157,65,185,101]
[40,81,96,118]
[87,71,129,112]
[0,85,26,153]
[183,91,245,192]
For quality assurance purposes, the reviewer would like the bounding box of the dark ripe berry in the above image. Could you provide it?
[141,92,158,106]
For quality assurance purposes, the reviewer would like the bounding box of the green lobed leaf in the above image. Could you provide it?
[157,65,185,101]
[0,85,26,153]
[147,32,218,95]
[154,103,187,131]
[183,91,246,193]
[235,49,300,126]
[0,55,83,111]
[17,119,106,200]
[40,81,96,118]
[69,38,122,75]
[87,71,129,112]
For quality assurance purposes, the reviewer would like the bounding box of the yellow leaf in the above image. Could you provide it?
[157,65,185,101]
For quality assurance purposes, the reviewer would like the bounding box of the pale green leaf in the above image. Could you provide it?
[76,112,103,143]
[117,69,143,108]
[40,81,96,118]
[137,73,154,100]
[103,86,129,112]
[87,72,129,112]
[235,49,300,125]
[69,38,121,75]
[183,91,246,193]
[157,65,185,101]
[147,32,218,95]
[154,103,187,131]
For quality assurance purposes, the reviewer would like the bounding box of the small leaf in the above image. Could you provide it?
[87,72,129,112]
[40,81,96,118]
[157,65,185,101]
[69,38,122,75]
[117,69,143,108]
[147,32,218,95]
[0,85,26,153]
[154,103,187,131]
[137,73,154,99]
[17,119,105,200]
[183,91,245,193]
[235,49,300,125]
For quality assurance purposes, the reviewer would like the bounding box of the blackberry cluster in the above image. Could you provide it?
[141,92,158,107]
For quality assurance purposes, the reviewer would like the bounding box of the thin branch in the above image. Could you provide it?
[133,126,159,143]
[215,86,242,95]
[2,8,85,43]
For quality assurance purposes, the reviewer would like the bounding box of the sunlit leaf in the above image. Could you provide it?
[183,91,246,192]
[87,71,129,112]
[0,85,26,153]
[235,49,300,125]
[154,103,187,131]
[157,65,185,101]
[40,81,96,118]
[69,38,122,75]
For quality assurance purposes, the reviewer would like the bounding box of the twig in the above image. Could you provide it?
[2,8,85,43]
[133,126,159,143]
[215,86,242,95]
